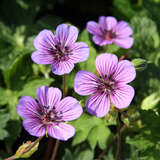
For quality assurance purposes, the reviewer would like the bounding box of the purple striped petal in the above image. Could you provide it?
[112,60,136,84]
[31,51,54,64]
[115,21,133,38]
[23,118,45,137]
[47,123,75,141]
[69,42,89,63]
[51,60,74,75]
[55,97,83,121]
[36,86,62,109]
[74,71,100,96]
[96,53,118,79]
[111,84,135,109]
[92,35,112,46]
[99,16,117,31]
[34,29,56,51]
[56,24,78,47]
[86,21,102,35]
[17,96,40,119]
[114,37,134,49]
[86,93,110,117]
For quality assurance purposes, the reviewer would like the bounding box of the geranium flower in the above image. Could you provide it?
[17,86,83,141]
[86,16,134,49]
[31,24,89,75]
[74,53,136,117]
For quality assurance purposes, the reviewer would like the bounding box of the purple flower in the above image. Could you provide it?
[31,24,89,75]
[86,16,134,49]
[17,86,83,141]
[74,53,136,117]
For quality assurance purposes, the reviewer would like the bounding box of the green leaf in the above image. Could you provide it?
[19,78,54,98]
[88,125,112,150]
[76,149,94,160]
[63,149,73,160]
[0,129,8,140]
[0,112,10,140]
[141,93,160,110]
[78,30,97,73]
[132,58,147,71]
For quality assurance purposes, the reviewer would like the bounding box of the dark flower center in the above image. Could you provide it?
[41,106,63,124]
[104,30,116,41]
[49,43,71,61]
[98,75,115,94]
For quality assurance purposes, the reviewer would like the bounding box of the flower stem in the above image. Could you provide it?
[50,74,66,160]
[98,124,127,160]
[115,116,121,160]
[51,140,60,160]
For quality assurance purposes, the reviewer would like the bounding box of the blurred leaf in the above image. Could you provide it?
[130,15,160,60]
[4,53,32,90]
[0,112,10,140]
[141,93,160,110]
[113,0,136,19]
[132,58,147,71]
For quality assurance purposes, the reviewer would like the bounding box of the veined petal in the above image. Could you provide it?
[114,37,134,49]
[56,24,78,47]
[56,97,83,121]
[23,118,45,137]
[34,29,56,51]
[99,16,117,31]
[36,86,62,109]
[115,21,133,38]
[47,123,75,141]
[93,35,112,46]
[69,42,89,63]
[96,53,118,79]
[31,51,54,64]
[112,60,136,84]
[86,92,110,117]
[74,71,100,96]
[51,60,74,75]
[17,96,40,119]
[86,21,102,35]
[111,84,135,109]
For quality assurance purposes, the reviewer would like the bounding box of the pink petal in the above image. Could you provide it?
[31,51,54,64]
[51,60,74,75]
[86,92,110,117]
[114,37,134,49]
[69,42,89,63]
[115,21,133,38]
[99,16,117,31]
[112,60,136,84]
[36,86,62,109]
[74,71,100,96]
[17,96,40,119]
[56,97,83,121]
[34,29,56,51]
[93,35,112,46]
[47,123,75,141]
[96,53,118,79]
[23,118,45,137]
[56,24,78,47]
[111,84,135,109]
[86,21,102,35]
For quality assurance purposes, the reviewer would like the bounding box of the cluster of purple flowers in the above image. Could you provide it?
[17,16,136,141]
